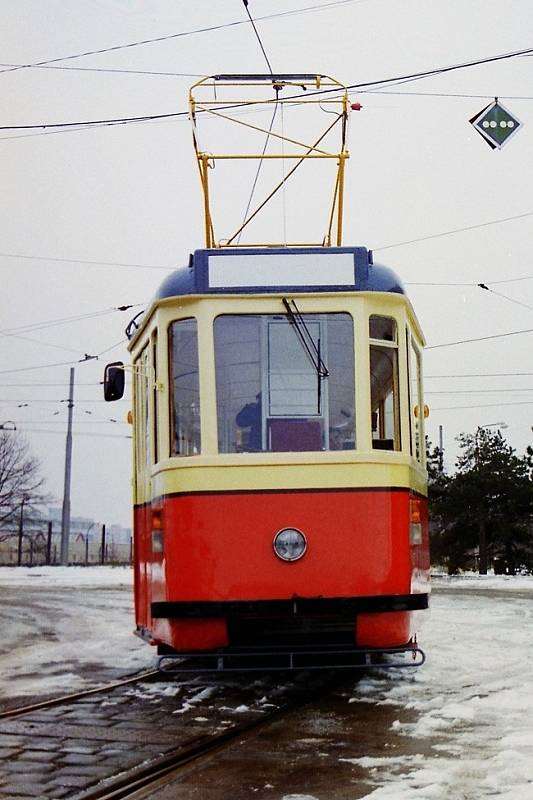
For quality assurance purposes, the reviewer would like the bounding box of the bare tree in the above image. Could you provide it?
[0,431,47,526]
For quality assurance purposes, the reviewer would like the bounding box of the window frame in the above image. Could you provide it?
[407,328,424,464]
[168,317,201,458]
[133,345,151,473]
[213,311,356,455]
[369,315,401,451]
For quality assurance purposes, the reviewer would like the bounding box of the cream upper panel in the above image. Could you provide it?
[128,292,425,475]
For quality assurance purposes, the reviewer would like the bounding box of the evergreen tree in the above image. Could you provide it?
[429,428,533,575]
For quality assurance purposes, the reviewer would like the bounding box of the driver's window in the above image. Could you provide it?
[214,313,355,453]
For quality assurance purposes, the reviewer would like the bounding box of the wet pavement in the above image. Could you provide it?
[146,683,430,800]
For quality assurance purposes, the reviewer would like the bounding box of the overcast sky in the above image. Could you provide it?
[2,0,533,527]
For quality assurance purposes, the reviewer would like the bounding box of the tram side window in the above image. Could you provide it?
[214,313,355,454]
[169,319,200,456]
[409,336,423,462]
[134,347,151,471]
[369,316,400,451]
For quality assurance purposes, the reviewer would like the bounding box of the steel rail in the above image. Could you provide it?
[74,673,344,800]
[0,668,160,720]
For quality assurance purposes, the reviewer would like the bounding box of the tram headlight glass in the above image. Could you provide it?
[273,528,307,562]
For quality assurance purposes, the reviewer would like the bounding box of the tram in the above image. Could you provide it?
[105,75,430,670]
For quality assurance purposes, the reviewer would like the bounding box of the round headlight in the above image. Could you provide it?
[273,528,307,562]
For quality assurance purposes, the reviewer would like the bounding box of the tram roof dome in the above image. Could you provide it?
[155,247,406,300]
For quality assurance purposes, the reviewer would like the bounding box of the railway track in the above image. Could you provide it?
[74,689,309,800]
[1,664,348,800]
[0,668,161,720]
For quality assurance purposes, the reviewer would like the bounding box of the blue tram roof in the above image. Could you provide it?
[155,247,405,300]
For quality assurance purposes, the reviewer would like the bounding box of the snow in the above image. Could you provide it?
[0,565,153,702]
[346,575,533,798]
[0,564,134,587]
[2,568,533,798]
[431,572,533,593]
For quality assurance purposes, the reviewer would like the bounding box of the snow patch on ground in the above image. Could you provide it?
[431,572,533,593]
[0,565,134,587]
[346,575,533,798]
[0,566,152,703]
[281,796,320,800]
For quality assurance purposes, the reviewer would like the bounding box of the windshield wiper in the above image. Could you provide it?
[282,298,329,414]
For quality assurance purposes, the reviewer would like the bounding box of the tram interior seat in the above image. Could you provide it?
[269,419,322,452]
[372,439,395,450]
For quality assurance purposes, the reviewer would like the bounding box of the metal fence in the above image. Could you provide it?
[0,527,132,566]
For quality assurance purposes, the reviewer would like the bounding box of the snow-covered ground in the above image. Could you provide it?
[346,575,533,799]
[0,565,153,702]
[1,567,533,798]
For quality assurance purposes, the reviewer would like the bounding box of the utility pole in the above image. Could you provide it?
[438,424,444,473]
[60,368,75,566]
[100,523,106,565]
[17,496,25,566]
[46,521,52,565]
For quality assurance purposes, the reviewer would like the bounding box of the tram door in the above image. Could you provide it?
[262,318,328,451]
[133,340,158,627]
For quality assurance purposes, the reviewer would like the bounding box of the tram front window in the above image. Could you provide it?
[214,313,355,454]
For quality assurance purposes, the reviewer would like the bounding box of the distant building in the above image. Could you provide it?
[0,506,132,566]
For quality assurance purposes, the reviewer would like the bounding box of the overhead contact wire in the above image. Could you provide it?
[2,45,533,132]
[0,1,363,76]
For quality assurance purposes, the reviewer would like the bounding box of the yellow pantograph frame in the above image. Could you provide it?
[188,74,351,248]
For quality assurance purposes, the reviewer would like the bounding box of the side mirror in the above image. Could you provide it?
[104,362,125,401]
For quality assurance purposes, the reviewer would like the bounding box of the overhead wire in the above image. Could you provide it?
[0,346,126,374]
[0,381,101,386]
[427,327,533,350]
[0,252,173,270]
[0,330,87,355]
[361,89,533,101]
[0,398,122,404]
[374,211,533,252]
[237,0,279,244]
[0,360,79,375]
[97,339,128,357]
[433,400,533,411]
[0,305,143,336]
[15,427,131,439]
[242,0,274,76]
[2,44,533,132]
[1,309,114,335]
[3,418,127,425]
[426,371,533,379]
[426,388,533,394]
[406,279,533,315]
[0,96,286,143]
[0,0,364,76]
[477,285,533,313]
[3,213,533,287]
[0,63,207,78]
[1,27,532,367]
[0,116,180,143]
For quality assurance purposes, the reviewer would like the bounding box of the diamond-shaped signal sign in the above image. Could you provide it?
[470,100,522,150]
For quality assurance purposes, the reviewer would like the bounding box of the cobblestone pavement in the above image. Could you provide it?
[119,683,427,800]
[0,673,307,799]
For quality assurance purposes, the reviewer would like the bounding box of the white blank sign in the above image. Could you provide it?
[208,253,355,288]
